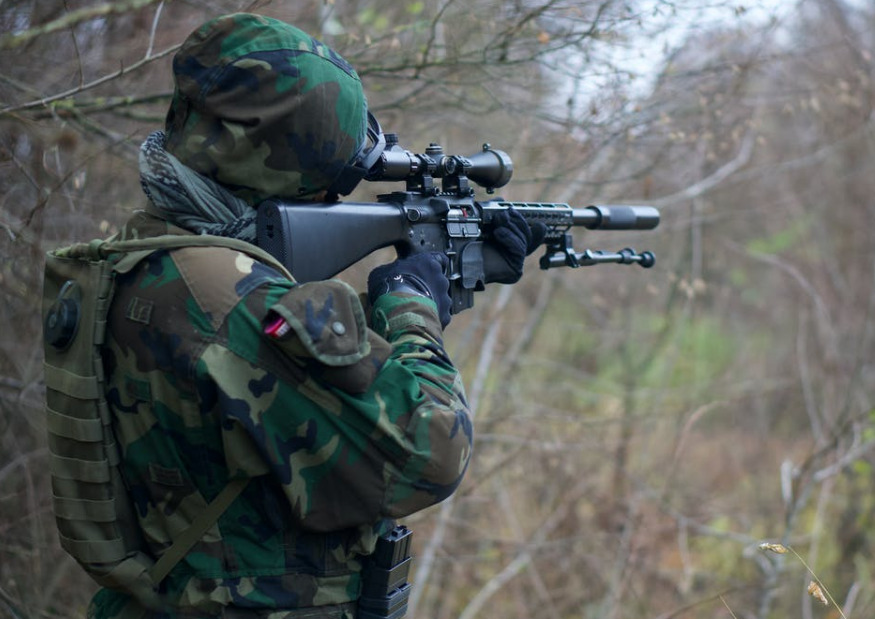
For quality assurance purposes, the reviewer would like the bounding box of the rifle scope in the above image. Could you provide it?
[367,139,514,190]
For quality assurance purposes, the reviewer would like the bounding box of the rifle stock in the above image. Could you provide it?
[257,200,409,284]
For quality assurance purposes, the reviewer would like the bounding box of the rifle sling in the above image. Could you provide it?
[148,477,250,584]
[99,236,267,586]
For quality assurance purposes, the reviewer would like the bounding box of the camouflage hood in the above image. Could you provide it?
[164,13,369,203]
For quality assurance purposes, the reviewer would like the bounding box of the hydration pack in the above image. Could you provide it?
[42,235,290,608]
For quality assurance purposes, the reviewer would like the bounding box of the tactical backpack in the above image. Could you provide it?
[42,235,292,609]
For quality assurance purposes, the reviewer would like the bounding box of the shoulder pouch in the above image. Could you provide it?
[265,280,391,394]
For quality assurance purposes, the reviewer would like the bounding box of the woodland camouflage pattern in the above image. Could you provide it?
[90,212,472,619]
[164,13,368,204]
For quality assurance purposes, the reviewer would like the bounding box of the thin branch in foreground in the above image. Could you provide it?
[146,1,166,58]
[758,543,849,619]
[61,0,85,88]
[0,0,164,50]
[0,43,181,117]
[28,92,173,120]
[720,595,740,619]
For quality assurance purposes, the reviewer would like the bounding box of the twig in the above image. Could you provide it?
[0,0,163,50]
[0,43,181,117]
[456,477,577,619]
[811,438,875,483]
[61,0,85,88]
[457,553,532,619]
[146,1,165,58]
[0,585,25,619]
[724,239,838,363]
[759,543,849,619]
[652,129,756,207]
[29,92,174,120]
[649,587,748,619]
[795,308,824,443]
[720,595,740,619]
[18,129,137,231]
[0,449,47,486]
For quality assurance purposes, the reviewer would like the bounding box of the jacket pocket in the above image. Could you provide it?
[264,280,390,393]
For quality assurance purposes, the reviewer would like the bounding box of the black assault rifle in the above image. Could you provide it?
[257,135,659,315]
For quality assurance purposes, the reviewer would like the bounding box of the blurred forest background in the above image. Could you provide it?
[1,0,874,618]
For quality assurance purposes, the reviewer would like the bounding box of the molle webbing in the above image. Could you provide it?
[42,245,155,597]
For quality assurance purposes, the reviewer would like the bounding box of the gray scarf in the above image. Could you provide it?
[139,130,257,242]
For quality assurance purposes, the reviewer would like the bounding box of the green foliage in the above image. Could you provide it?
[746,217,811,255]
[662,316,736,387]
[356,7,390,31]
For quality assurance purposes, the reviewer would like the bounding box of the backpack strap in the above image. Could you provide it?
[148,477,250,584]
[96,235,289,585]
[98,234,293,280]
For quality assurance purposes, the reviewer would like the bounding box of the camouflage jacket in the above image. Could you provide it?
[90,212,472,619]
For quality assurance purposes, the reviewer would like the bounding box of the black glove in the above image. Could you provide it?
[368,252,453,328]
[483,208,548,284]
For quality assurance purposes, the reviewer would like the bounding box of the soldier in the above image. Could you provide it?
[84,12,541,619]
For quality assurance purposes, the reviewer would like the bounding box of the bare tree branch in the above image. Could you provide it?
[146,0,166,58]
[0,43,181,116]
[652,129,756,207]
[0,0,164,50]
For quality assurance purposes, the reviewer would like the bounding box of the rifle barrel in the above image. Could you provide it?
[492,202,659,230]
[574,205,660,230]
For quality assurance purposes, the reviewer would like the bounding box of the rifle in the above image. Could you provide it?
[257,136,659,315]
